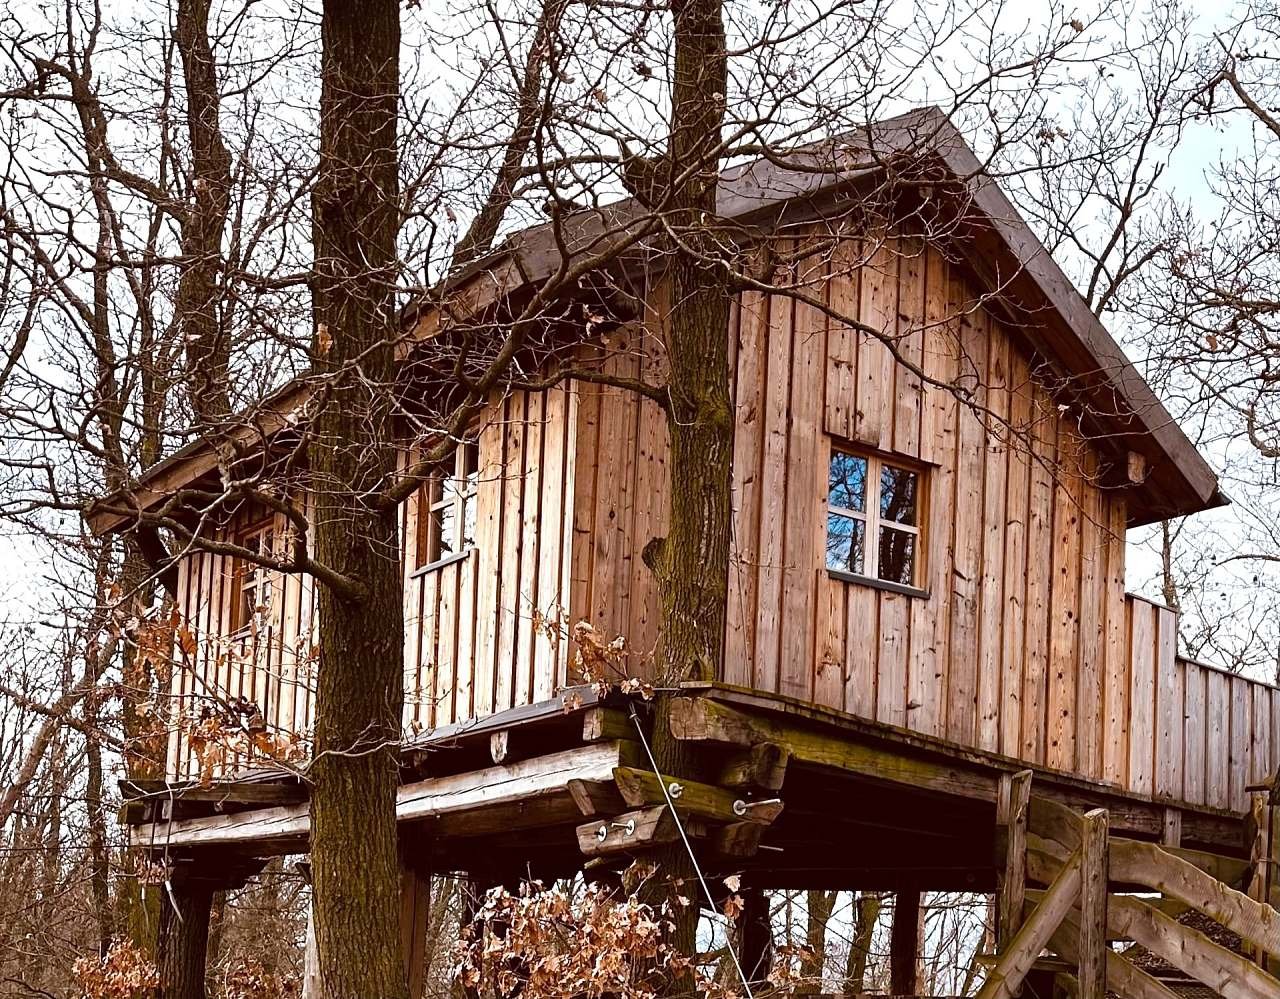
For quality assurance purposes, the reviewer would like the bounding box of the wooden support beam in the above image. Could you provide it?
[889,890,923,998]
[977,849,1082,999]
[738,887,773,983]
[567,778,626,817]
[720,742,790,791]
[582,707,634,743]
[400,858,431,999]
[1043,902,1180,999]
[489,730,510,764]
[131,742,631,853]
[576,805,698,857]
[1161,807,1182,848]
[1076,809,1108,999]
[1028,835,1280,999]
[1108,837,1280,961]
[670,696,996,801]
[1105,891,1280,999]
[712,821,765,858]
[612,767,782,825]
[1031,827,1280,962]
[997,770,1032,947]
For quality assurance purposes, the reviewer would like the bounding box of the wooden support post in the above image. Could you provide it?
[1077,809,1109,999]
[157,874,215,999]
[978,850,1083,999]
[997,770,1032,948]
[400,858,431,999]
[1265,769,1280,975]
[302,901,320,999]
[738,887,773,983]
[890,890,922,997]
[1161,807,1182,848]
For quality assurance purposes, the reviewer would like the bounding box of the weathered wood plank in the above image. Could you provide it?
[1127,599,1156,796]
[753,275,794,694]
[1077,809,1108,999]
[908,244,955,739]
[727,288,769,686]
[997,769,1032,946]
[1047,425,1083,774]
[132,741,631,851]
[977,848,1082,999]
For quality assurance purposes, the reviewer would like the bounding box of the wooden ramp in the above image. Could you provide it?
[981,771,1280,999]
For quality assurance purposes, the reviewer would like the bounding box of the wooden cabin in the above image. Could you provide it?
[106,108,1280,999]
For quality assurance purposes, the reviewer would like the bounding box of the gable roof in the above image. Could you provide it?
[87,106,1223,535]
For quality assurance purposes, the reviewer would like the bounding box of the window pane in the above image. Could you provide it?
[878,526,916,585]
[826,513,865,574]
[462,492,477,550]
[880,464,918,525]
[828,452,868,512]
[434,505,457,559]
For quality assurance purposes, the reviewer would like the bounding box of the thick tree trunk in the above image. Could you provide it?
[158,879,214,999]
[174,0,233,424]
[843,891,882,996]
[307,2,407,999]
[888,890,923,997]
[641,0,731,974]
[803,889,838,982]
[85,717,113,955]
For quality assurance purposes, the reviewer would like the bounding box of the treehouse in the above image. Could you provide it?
[102,108,1280,999]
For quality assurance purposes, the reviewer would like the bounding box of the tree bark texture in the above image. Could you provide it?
[174,0,233,425]
[640,0,731,975]
[158,879,214,999]
[308,2,407,998]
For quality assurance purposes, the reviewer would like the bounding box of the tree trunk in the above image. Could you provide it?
[803,889,838,982]
[308,2,407,998]
[843,891,882,996]
[739,887,774,983]
[158,879,214,999]
[85,716,113,956]
[174,0,233,425]
[640,0,731,975]
[889,890,923,997]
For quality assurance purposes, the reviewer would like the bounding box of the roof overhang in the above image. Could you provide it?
[89,106,1223,535]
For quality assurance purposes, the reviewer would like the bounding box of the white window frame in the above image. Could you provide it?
[232,522,277,637]
[415,440,479,571]
[826,447,925,591]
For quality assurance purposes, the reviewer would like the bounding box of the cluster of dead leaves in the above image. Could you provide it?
[186,700,303,786]
[218,957,301,999]
[454,881,673,999]
[73,940,159,999]
[568,621,656,703]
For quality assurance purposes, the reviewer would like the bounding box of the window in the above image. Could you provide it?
[231,523,277,635]
[826,448,924,590]
[415,440,479,569]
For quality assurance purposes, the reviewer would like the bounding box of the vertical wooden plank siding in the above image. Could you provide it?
[1181,661,1207,806]
[726,289,769,686]
[753,260,795,694]
[1205,668,1231,810]
[1127,599,1157,796]
[1153,608,1182,801]
[976,326,1009,754]
[908,246,955,739]
[165,229,1280,821]
[1046,426,1083,774]
[947,275,984,747]
[1101,502,1129,787]
[1230,676,1252,811]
